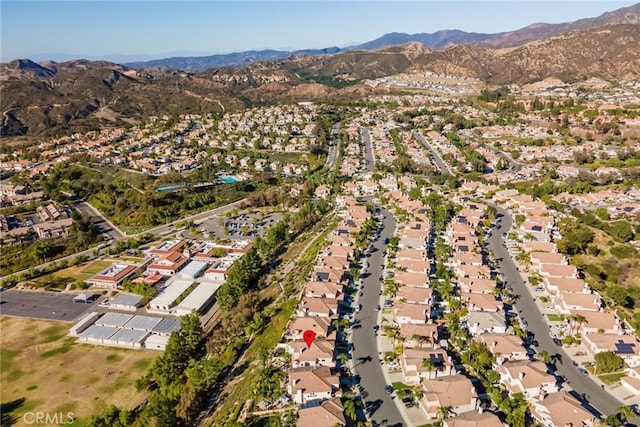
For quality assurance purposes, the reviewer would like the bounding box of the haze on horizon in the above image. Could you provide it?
[1,0,637,63]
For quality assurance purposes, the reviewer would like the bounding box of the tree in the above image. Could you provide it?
[343,397,359,421]
[147,312,206,388]
[411,333,429,348]
[436,405,455,421]
[594,351,626,374]
[537,350,551,364]
[566,314,587,336]
[32,241,55,263]
[336,352,349,367]
[556,220,594,255]
[422,358,435,379]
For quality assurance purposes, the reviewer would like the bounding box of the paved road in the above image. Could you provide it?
[482,143,522,171]
[325,123,341,170]
[488,204,639,422]
[413,132,453,176]
[361,127,375,172]
[136,198,248,238]
[0,198,248,285]
[67,196,125,240]
[352,205,406,426]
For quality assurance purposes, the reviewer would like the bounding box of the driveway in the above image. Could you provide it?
[487,204,639,422]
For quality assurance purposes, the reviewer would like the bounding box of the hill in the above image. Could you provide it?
[2,24,639,138]
[121,3,640,70]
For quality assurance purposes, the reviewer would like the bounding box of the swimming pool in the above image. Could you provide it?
[219,176,237,183]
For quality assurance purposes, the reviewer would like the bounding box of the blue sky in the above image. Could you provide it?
[1,1,637,62]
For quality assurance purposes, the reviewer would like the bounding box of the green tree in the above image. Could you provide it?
[422,358,435,379]
[556,221,594,255]
[607,220,634,242]
[342,399,357,421]
[436,405,455,421]
[537,350,551,364]
[594,351,626,374]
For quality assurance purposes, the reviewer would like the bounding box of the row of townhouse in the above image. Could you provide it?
[501,193,640,419]
[422,195,600,427]
[381,190,496,422]
[281,197,378,427]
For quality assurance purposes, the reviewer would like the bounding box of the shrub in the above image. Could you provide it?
[609,245,636,259]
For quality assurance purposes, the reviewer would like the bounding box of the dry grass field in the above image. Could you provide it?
[0,316,158,426]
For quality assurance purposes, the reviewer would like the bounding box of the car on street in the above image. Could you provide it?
[385,385,394,394]
[578,368,589,376]
[375,304,381,311]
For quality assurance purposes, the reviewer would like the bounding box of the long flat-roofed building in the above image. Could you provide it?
[173,282,222,317]
[148,279,195,313]
[85,263,137,289]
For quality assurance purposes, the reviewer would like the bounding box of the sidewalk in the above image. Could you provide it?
[503,215,639,407]
[375,315,430,427]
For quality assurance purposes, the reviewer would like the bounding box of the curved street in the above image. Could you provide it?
[413,131,453,176]
[488,204,639,423]
[352,205,407,426]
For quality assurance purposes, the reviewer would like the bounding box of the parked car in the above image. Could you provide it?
[385,385,394,394]
[578,368,589,376]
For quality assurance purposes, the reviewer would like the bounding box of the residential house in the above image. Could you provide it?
[296,397,345,427]
[529,391,598,427]
[621,366,640,395]
[305,281,342,300]
[459,278,497,295]
[401,347,454,384]
[462,292,502,312]
[582,333,640,367]
[287,339,335,368]
[545,277,591,295]
[477,333,529,365]
[394,271,429,287]
[554,292,602,313]
[421,375,479,419]
[288,316,333,341]
[297,296,339,318]
[399,323,442,348]
[393,302,430,324]
[397,287,433,305]
[288,366,340,405]
[467,312,506,336]
[495,360,557,399]
[444,410,506,427]
[570,310,622,335]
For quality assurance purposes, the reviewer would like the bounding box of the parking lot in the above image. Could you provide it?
[200,211,283,240]
[0,290,101,322]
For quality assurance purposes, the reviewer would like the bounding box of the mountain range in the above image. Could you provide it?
[1,3,640,138]
[123,3,640,71]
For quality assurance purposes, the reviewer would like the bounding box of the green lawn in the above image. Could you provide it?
[546,314,563,321]
[392,381,410,390]
[81,260,114,274]
[598,372,626,386]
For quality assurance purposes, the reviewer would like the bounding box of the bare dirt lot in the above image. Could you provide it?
[0,316,158,426]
